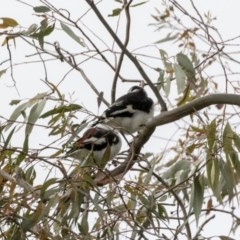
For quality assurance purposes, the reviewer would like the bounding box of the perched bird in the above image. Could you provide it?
[66,125,122,169]
[99,86,154,133]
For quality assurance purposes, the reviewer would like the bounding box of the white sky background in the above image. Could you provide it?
[1,0,240,239]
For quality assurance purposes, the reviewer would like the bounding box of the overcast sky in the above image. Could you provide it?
[1,1,240,239]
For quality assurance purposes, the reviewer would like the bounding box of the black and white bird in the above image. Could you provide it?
[99,86,154,133]
[66,125,122,168]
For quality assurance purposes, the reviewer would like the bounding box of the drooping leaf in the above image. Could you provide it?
[33,5,51,13]
[155,67,165,90]
[233,132,240,152]
[219,158,235,200]
[60,22,85,46]
[190,175,204,224]
[163,75,171,96]
[177,53,195,79]
[174,63,186,94]
[0,17,19,28]
[21,203,44,231]
[159,49,173,74]
[6,92,47,131]
[4,127,16,148]
[207,119,216,151]
[22,24,38,36]
[6,102,33,131]
[30,20,55,48]
[223,122,234,153]
[229,151,240,178]
[177,84,191,106]
[25,99,46,136]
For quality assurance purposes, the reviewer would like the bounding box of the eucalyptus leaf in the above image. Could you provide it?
[60,22,85,46]
[174,63,186,94]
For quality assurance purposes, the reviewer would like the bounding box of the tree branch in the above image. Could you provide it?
[94,93,240,185]
[85,0,167,111]
[148,93,240,128]
[111,0,132,103]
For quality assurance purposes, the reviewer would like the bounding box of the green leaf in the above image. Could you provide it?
[108,8,122,17]
[25,99,46,136]
[174,63,186,94]
[177,84,191,106]
[6,101,33,131]
[219,158,235,200]
[219,236,236,240]
[190,175,204,224]
[159,49,173,74]
[33,6,51,13]
[6,92,47,131]
[4,127,16,148]
[223,122,234,153]
[0,17,19,28]
[155,33,178,44]
[157,203,168,220]
[233,132,240,152]
[177,53,195,79]
[9,99,21,105]
[163,75,171,96]
[21,203,43,231]
[131,1,148,8]
[60,22,85,46]
[40,104,82,118]
[207,119,216,151]
[229,151,240,178]
[155,68,165,90]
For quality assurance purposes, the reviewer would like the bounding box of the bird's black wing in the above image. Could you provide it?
[104,91,153,118]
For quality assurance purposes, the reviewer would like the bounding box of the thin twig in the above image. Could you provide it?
[85,0,167,111]
[111,0,132,103]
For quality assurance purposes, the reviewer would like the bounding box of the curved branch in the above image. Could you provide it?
[94,93,240,185]
[148,93,240,128]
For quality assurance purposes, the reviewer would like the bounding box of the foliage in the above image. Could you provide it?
[0,0,240,239]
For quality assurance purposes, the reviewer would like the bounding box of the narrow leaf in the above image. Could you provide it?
[191,175,204,224]
[233,132,240,152]
[223,122,234,153]
[40,104,82,118]
[174,63,186,94]
[4,127,16,148]
[177,53,195,79]
[163,75,171,96]
[155,33,178,44]
[207,119,216,151]
[25,99,46,136]
[131,1,148,8]
[60,22,85,46]
[5,101,33,131]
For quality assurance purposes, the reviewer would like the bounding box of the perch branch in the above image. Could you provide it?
[94,93,240,185]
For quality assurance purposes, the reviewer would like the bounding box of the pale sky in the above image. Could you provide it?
[1,0,240,239]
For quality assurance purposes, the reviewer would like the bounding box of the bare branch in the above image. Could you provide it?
[85,0,167,111]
